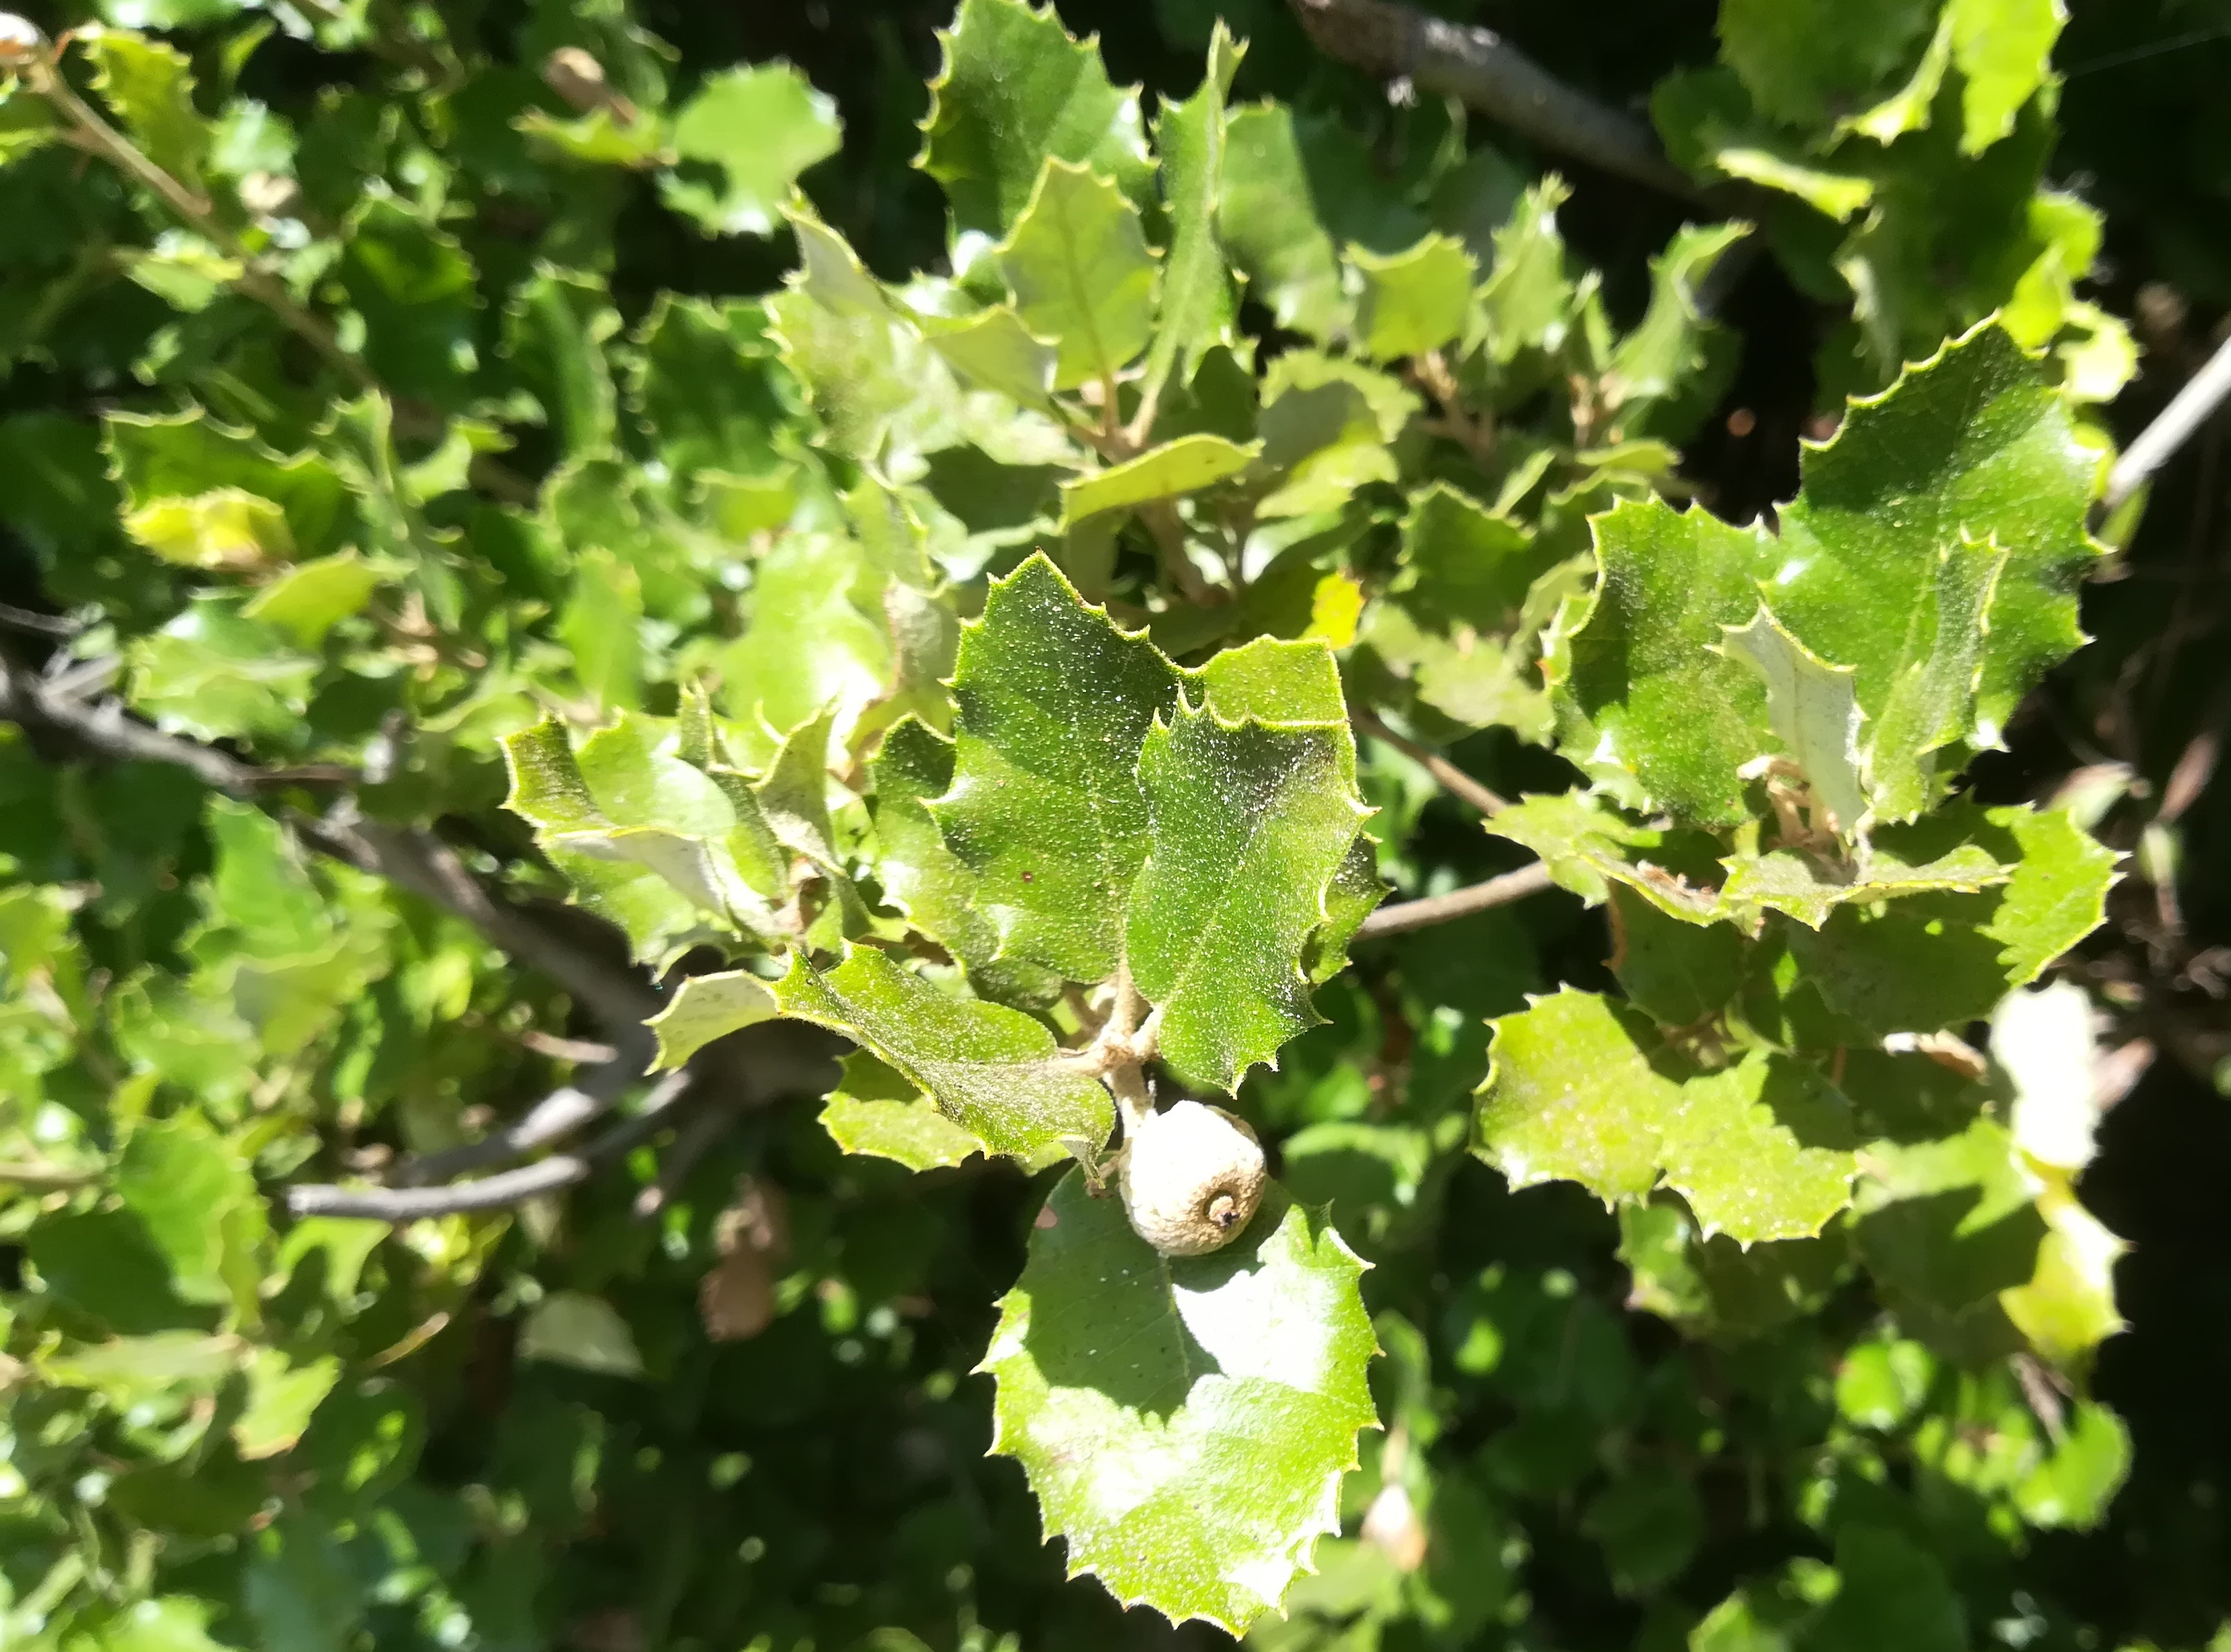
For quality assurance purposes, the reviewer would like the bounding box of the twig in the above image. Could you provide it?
[0,655,659,1033]
[2105,329,2231,511]
[518,1029,622,1064]
[1287,0,1703,202]
[1353,707,1509,815]
[0,602,79,638]
[286,1069,696,1222]
[1356,862,1555,937]
[0,1162,98,1190]
[389,1049,647,1186]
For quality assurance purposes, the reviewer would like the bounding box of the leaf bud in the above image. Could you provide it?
[1119,1100,1265,1257]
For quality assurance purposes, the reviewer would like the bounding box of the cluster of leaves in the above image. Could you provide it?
[1654,0,2135,402]
[0,0,2185,1648]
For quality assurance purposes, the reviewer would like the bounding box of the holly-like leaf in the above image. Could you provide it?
[1718,0,1939,130]
[1663,1054,1861,1242]
[647,970,779,1070]
[773,947,1111,1161]
[1487,792,1728,923]
[999,158,1158,392]
[1217,105,1347,343]
[1763,323,2102,774]
[80,27,210,194]
[1060,433,1258,528]
[1127,693,1368,1091]
[1555,497,1771,826]
[1477,990,1859,1242]
[869,717,1060,1006]
[981,1172,1378,1633]
[918,0,1150,237]
[1350,233,1476,363]
[1143,24,1243,396]
[930,553,1180,982]
[1947,0,2066,156]
[1475,988,1681,1204]
[918,305,1058,411]
[1854,1116,2045,1345]
[1609,884,1746,1025]
[1718,824,2010,930]
[818,1050,991,1171]
[1253,352,1416,519]
[1606,221,1749,412]
[659,64,841,237]
[1477,179,1577,361]
[502,714,788,958]
[1720,606,1868,835]
[1784,802,2115,1031]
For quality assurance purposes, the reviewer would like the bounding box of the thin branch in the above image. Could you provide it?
[1357,862,1556,937]
[1288,0,1703,203]
[0,656,659,1033]
[388,1049,647,1187]
[0,1162,99,1190]
[0,602,80,638]
[2106,329,2231,511]
[286,1069,696,1222]
[1353,707,1509,815]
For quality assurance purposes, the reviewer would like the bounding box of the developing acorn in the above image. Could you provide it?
[1119,1099,1267,1257]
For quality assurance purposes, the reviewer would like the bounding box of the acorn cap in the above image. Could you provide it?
[1119,1100,1267,1258]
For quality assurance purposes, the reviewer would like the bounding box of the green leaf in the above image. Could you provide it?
[869,718,1060,1006]
[1762,323,2102,782]
[107,408,348,560]
[242,550,388,646]
[930,553,1180,982]
[2014,1399,2130,1528]
[558,547,644,710]
[647,970,779,1070]
[1216,105,1347,342]
[233,1348,341,1460]
[1143,24,1243,396]
[918,0,1150,237]
[1059,433,1258,528]
[1350,233,1476,363]
[1785,803,2115,1031]
[819,1050,989,1170]
[1949,0,2065,156]
[1607,221,1748,410]
[1854,1117,2045,1329]
[519,1291,644,1378]
[1999,1181,2126,1366]
[129,597,320,743]
[1556,497,1770,826]
[1719,605,1867,835]
[629,295,797,482]
[336,197,478,408]
[1719,818,2011,931]
[1477,991,1858,1242]
[1477,179,1577,361]
[997,158,1158,392]
[1394,482,1539,628]
[917,305,1058,410]
[981,1172,1377,1633]
[1663,1054,1860,1242]
[773,947,1111,1161]
[660,64,841,236]
[1609,884,1745,1024]
[1582,1464,1703,1597]
[125,488,293,571]
[1253,352,1416,519]
[1127,692,1367,1091]
[1620,1199,1847,1341]
[504,266,621,458]
[1809,1526,1966,1652]
[1486,791,1726,923]
[1718,0,1940,129]
[1475,988,1681,1205]
[80,27,209,192]
[114,1115,262,1309]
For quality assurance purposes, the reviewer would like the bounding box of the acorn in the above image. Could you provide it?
[1119,1100,1267,1257]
